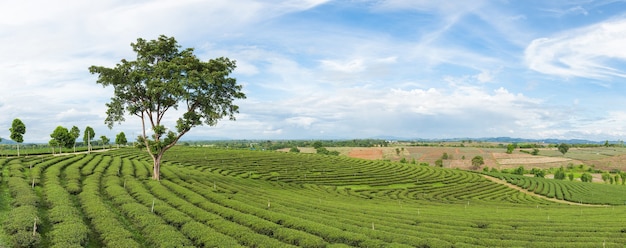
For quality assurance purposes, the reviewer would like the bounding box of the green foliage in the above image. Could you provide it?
[580,173,593,182]
[471,156,484,170]
[89,35,246,180]
[601,172,611,183]
[312,141,323,149]
[50,126,75,149]
[558,143,570,155]
[82,126,95,146]
[441,152,449,159]
[289,146,300,153]
[554,167,566,180]
[315,147,339,156]
[435,159,443,167]
[514,166,525,175]
[506,144,515,154]
[531,148,539,155]
[568,173,574,181]
[9,118,26,144]
[115,132,128,146]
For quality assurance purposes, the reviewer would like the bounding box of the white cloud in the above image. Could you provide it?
[286,116,317,128]
[525,17,626,79]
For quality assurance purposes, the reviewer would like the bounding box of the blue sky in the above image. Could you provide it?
[2,0,626,143]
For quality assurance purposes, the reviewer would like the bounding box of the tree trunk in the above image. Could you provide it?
[152,154,162,180]
[17,144,20,157]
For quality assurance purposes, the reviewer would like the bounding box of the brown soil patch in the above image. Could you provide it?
[348,148,384,160]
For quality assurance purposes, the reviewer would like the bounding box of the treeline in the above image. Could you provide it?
[180,139,390,150]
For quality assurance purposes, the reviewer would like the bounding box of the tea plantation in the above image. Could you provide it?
[2,146,626,247]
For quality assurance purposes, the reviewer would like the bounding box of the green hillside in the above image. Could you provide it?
[2,147,626,247]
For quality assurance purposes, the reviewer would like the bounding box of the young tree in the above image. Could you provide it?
[580,173,593,183]
[471,156,484,170]
[289,146,300,153]
[115,132,128,148]
[89,35,246,180]
[558,143,570,155]
[602,172,611,184]
[50,126,72,154]
[70,126,80,152]
[9,118,26,156]
[100,136,110,149]
[83,126,95,153]
[506,143,515,154]
[435,159,443,167]
[568,173,574,181]
[554,167,566,180]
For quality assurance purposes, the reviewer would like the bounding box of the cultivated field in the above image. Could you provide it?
[2,147,626,247]
[334,146,626,171]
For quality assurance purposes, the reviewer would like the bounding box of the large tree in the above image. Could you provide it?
[83,126,95,153]
[9,118,26,156]
[89,35,246,180]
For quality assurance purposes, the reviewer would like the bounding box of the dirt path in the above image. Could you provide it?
[482,175,605,207]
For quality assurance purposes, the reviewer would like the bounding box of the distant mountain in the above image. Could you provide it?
[0,139,16,145]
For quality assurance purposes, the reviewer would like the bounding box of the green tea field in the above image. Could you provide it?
[2,147,626,247]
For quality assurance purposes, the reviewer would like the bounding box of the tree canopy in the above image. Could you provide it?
[471,156,484,170]
[9,118,26,156]
[558,143,570,155]
[116,132,128,147]
[89,35,246,180]
[50,126,74,153]
[83,126,95,152]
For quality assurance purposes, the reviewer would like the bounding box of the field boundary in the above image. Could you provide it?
[482,175,605,207]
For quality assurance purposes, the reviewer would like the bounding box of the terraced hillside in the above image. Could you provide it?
[1,147,626,247]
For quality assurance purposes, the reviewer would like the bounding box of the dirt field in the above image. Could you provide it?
[281,146,626,172]
[348,148,384,160]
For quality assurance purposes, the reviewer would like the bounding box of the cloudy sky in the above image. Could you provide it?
[2,0,626,143]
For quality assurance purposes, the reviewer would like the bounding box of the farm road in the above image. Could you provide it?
[482,175,605,207]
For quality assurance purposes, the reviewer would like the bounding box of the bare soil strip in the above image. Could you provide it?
[482,175,605,207]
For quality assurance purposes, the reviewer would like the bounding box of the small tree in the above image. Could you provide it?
[289,146,300,153]
[50,126,72,154]
[568,173,574,181]
[554,167,566,180]
[514,166,525,175]
[533,169,545,178]
[471,156,484,170]
[602,172,611,184]
[9,118,26,156]
[558,143,570,155]
[531,148,539,156]
[312,141,323,149]
[435,159,443,167]
[580,173,593,183]
[115,132,128,148]
[100,136,110,149]
[441,152,449,160]
[83,126,95,153]
[506,144,515,154]
[70,126,80,152]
